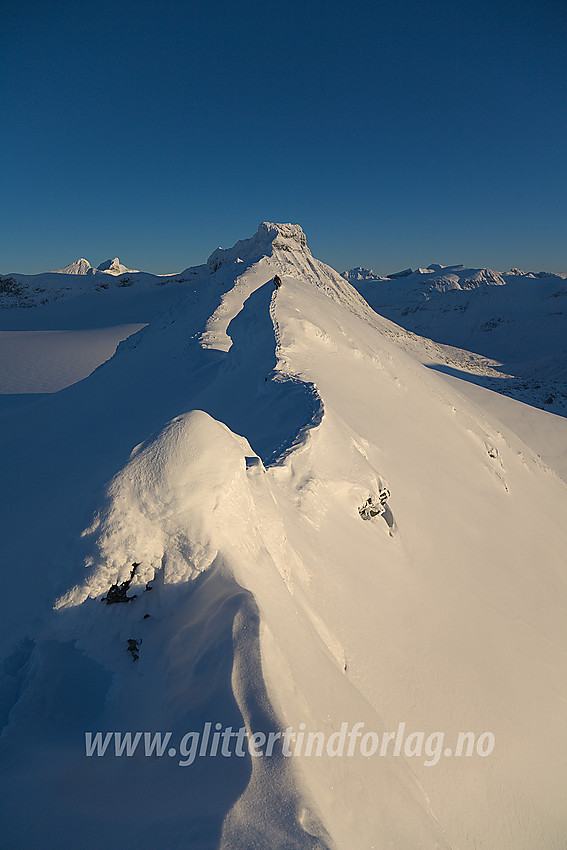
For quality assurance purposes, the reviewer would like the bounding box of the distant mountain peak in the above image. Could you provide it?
[96,258,139,275]
[342,267,377,281]
[52,258,93,275]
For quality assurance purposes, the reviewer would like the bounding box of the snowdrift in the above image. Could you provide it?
[1,224,566,849]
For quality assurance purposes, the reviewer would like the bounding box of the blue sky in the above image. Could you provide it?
[2,0,566,275]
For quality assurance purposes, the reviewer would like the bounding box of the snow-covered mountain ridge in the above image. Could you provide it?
[1,225,566,849]
[346,262,567,415]
[51,257,140,275]
[0,258,169,309]
[343,262,567,286]
[0,223,358,311]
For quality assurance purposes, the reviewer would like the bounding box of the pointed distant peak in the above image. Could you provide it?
[52,258,92,274]
[96,257,139,275]
[97,258,120,271]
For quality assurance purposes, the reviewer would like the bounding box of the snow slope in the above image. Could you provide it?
[421,361,567,485]
[0,271,208,403]
[0,326,145,394]
[350,264,567,414]
[1,225,566,849]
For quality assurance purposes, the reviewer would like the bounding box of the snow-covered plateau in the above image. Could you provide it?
[1,225,566,849]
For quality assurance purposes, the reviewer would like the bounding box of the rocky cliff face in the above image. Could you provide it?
[207,222,313,272]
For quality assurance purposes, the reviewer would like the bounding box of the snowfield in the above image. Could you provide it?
[1,224,566,849]
[0,326,145,394]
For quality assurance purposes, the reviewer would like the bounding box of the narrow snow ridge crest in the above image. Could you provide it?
[205,220,372,319]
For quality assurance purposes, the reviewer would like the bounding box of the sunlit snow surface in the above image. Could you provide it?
[1,225,566,849]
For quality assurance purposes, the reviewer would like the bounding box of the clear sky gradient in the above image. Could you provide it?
[2,0,566,275]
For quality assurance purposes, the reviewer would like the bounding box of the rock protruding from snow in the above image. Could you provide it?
[52,258,93,274]
[97,257,139,275]
[206,222,372,318]
[207,222,311,272]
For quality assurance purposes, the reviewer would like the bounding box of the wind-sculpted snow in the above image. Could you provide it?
[1,224,567,849]
[19,410,332,848]
[194,281,325,466]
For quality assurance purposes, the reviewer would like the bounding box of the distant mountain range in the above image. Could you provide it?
[345,263,567,414]
[342,263,567,284]
[52,257,139,275]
